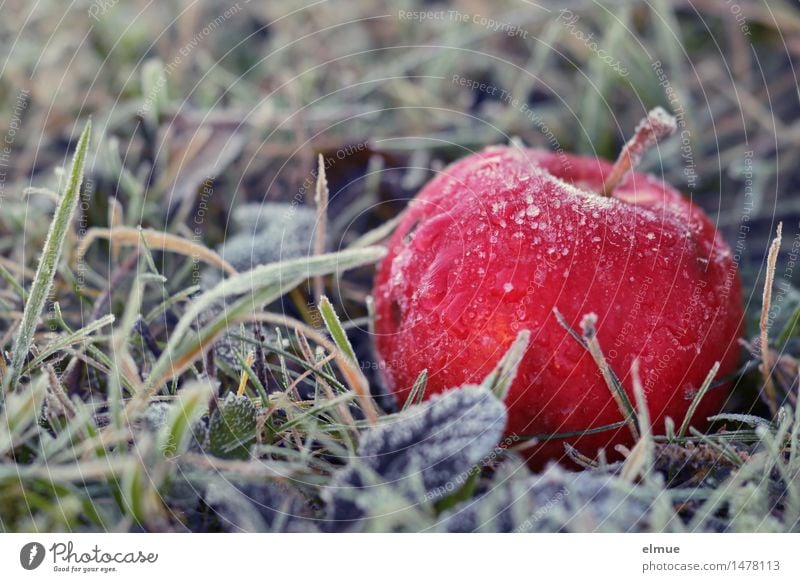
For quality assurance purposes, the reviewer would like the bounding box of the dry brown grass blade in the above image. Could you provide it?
[108,198,124,263]
[313,154,329,304]
[72,226,238,275]
[45,364,76,419]
[620,359,653,482]
[236,351,255,397]
[760,222,783,417]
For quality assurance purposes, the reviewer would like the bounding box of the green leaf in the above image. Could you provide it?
[3,120,92,397]
[208,393,258,460]
[120,451,160,525]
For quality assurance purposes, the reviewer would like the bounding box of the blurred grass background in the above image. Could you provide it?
[1,0,797,280]
[3,0,798,395]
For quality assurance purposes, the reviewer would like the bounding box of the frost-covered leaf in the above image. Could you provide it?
[706,413,775,430]
[202,203,319,289]
[199,203,320,367]
[203,478,317,533]
[318,295,357,363]
[439,462,657,533]
[207,393,257,460]
[324,384,507,529]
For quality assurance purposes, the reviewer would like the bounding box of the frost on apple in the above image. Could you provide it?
[323,385,507,529]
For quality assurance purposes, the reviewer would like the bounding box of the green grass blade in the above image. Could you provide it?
[402,369,428,410]
[0,263,27,302]
[22,314,115,375]
[678,361,720,438]
[481,330,531,401]
[159,379,215,458]
[318,295,357,363]
[555,309,640,440]
[3,120,92,397]
[167,246,386,353]
[0,373,47,455]
[135,246,386,409]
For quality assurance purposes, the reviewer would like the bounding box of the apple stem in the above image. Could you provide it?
[600,107,677,197]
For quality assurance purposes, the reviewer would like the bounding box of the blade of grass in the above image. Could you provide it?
[515,419,631,441]
[620,359,654,482]
[554,308,639,440]
[22,314,115,375]
[166,246,386,354]
[0,373,47,455]
[0,263,27,302]
[274,327,291,390]
[235,350,256,397]
[72,226,237,276]
[402,369,428,410]
[143,284,200,324]
[706,413,775,430]
[777,302,800,347]
[318,295,357,363]
[759,222,782,416]
[130,247,385,415]
[313,154,329,303]
[481,330,530,400]
[678,361,720,438]
[159,379,215,458]
[3,120,92,398]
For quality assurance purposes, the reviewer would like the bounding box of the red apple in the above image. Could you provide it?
[372,109,743,467]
